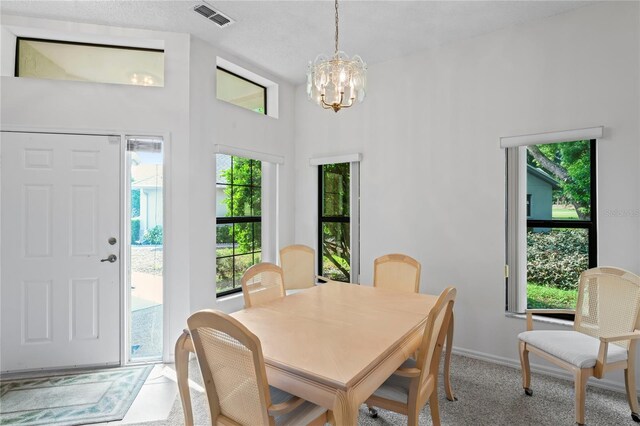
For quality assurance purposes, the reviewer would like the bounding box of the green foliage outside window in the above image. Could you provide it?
[216,155,261,293]
[527,229,588,291]
[131,218,140,244]
[527,140,591,219]
[321,163,351,282]
[142,225,163,245]
[131,189,140,217]
[220,157,261,253]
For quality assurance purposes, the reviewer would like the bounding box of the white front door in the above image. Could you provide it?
[1,132,121,372]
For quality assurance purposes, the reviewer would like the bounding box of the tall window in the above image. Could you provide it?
[216,155,262,296]
[507,139,596,314]
[318,163,351,282]
[525,140,596,310]
[127,136,164,361]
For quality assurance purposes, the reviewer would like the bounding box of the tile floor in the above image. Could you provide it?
[94,364,180,425]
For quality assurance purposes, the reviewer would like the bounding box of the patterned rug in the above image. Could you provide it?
[0,365,153,426]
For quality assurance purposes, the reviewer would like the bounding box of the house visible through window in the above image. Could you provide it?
[216,154,262,296]
[216,67,267,115]
[15,38,164,86]
[318,163,351,282]
[507,139,596,314]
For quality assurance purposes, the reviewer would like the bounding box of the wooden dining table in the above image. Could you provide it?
[175,282,456,426]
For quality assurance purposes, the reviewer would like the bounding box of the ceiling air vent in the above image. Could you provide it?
[194,4,234,28]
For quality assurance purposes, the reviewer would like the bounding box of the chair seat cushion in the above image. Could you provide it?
[371,358,417,404]
[518,330,628,368]
[270,386,326,426]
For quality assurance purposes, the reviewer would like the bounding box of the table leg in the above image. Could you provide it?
[175,331,194,426]
[331,390,359,426]
[444,312,457,401]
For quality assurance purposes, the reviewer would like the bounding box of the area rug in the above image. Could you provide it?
[0,365,153,426]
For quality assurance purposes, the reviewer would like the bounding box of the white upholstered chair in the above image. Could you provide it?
[187,309,328,426]
[373,253,421,293]
[279,244,330,294]
[366,287,456,426]
[518,267,640,425]
[241,263,285,308]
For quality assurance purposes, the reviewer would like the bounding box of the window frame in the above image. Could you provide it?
[506,139,597,318]
[317,163,351,283]
[216,66,268,115]
[15,37,164,84]
[526,139,597,265]
[216,156,262,297]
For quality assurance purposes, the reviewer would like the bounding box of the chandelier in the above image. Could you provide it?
[306,0,367,113]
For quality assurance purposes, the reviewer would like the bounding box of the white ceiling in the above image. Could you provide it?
[1,1,592,84]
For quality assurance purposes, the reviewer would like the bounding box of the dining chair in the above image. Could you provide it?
[373,253,421,293]
[279,244,330,294]
[241,263,285,308]
[365,286,457,426]
[518,267,640,425]
[372,253,457,402]
[187,309,329,426]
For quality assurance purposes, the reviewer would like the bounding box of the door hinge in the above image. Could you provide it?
[504,265,509,278]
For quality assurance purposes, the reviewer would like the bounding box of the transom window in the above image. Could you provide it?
[216,154,262,296]
[15,38,164,86]
[216,67,267,115]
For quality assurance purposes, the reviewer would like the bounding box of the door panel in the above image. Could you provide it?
[1,132,121,372]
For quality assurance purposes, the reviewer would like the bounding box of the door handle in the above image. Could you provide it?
[101,254,117,263]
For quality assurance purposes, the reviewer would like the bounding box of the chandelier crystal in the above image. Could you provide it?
[306,0,367,113]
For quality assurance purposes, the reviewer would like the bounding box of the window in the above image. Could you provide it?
[126,136,164,361]
[216,154,262,296]
[15,38,164,86]
[216,67,266,115]
[506,139,596,315]
[318,163,351,282]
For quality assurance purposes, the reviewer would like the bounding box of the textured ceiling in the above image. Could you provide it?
[1,1,591,84]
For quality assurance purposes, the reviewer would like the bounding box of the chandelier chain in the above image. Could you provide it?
[334,0,339,54]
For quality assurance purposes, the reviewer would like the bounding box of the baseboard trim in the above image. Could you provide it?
[451,346,635,396]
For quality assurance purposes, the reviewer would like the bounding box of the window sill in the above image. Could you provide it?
[505,312,574,328]
[216,291,243,303]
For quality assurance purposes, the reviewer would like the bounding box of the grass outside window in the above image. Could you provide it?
[527,283,578,309]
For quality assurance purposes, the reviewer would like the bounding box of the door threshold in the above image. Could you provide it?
[0,363,123,381]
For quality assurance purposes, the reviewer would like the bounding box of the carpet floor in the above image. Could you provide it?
[129,354,638,425]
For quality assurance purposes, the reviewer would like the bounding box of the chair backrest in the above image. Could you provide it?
[280,244,316,290]
[373,254,421,293]
[242,263,285,308]
[416,287,456,402]
[187,309,273,426]
[574,267,640,349]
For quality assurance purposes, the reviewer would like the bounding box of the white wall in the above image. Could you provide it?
[0,15,296,362]
[294,1,640,389]
[0,15,191,362]
[187,36,296,315]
